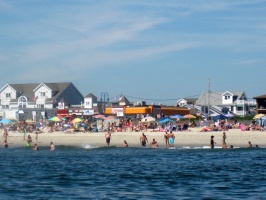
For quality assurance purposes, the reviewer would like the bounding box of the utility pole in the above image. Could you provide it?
[208,78,210,119]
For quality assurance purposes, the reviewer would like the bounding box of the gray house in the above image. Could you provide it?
[0,82,84,121]
[196,91,255,116]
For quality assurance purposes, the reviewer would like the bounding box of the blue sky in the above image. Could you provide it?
[0,0,266,105]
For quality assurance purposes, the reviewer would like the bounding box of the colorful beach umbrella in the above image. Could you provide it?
[183,114,196,119]
[0,118,12,124]
[254,114,265,119]
[93,114,106,120]
[48,116,62,122]
[141,116,156,122]
[70,118,82,124]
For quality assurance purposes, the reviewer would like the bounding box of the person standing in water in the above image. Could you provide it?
[105,131,111,147]
[248,141,252,148]
[122,140,128,147]
[222,132,227,149]
[50,142,55,151]
[168,131,175,147]
[210,135,216,149]
[33,143,39,151]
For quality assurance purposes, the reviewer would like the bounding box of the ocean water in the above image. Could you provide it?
[0,146,265,200]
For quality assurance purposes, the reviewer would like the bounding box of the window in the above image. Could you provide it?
[37,104,44,108]
[5,93,11,100]
[18,96,27,108]
[225,96,230,100]
[237,107,243,111]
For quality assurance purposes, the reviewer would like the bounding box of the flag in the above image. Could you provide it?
[32,96,38,101]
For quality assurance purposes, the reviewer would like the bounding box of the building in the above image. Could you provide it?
[0,82,84,121]
[196,91,255,116]
[253,94,266,114]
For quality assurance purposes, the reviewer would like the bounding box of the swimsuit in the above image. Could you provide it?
[169,138,174,145]
[106,138,110,143]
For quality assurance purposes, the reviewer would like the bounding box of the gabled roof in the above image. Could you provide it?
[85,93,97,98]
[196,91,246,106]
[222,91,233,96]
[4,82,76,102]
[119,96,130,104]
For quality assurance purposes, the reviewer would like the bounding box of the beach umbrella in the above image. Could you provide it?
[17,110,24,114]
[254,114,265,119]
[225,113,234,118]
[93,114,106,120]
[70,118,82,124]
[183,114,196,119]
[48,116,62,122]
[141,116,156,122]
[170,114,183,119]
[0,118,12,124]
[159,118,174,124]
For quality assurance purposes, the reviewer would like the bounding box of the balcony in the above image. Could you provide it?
[236,100,245,105]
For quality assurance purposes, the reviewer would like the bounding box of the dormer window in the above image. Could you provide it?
[6,93,11,100]
[225,96,230,100]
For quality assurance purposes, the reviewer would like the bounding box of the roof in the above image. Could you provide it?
[85,93,97,98]
[6,82,74,102]
[253,94,266,99]
[196,91,246,106]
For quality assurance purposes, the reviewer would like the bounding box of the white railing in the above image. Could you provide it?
[39,96,47,99]
[236,100,245,105]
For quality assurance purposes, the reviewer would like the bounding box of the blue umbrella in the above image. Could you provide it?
[159,118,174,124]
[170,114,183,119]
[0,119,12,124]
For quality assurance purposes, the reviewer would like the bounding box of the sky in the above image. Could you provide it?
[0,0,266,105]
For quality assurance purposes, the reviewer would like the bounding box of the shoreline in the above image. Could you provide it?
[4,128,266,148]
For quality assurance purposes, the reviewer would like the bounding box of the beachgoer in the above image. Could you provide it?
[248,141,252,148]
[168,131,175,147]
[140,133,148,147]
[50,142,55,151]
[23,121,27,140]
[150,138,159,148]
[33,143,39,151]
[105,131,111,147]
[255,144,259,148]
[222,132,227,149]
[144,119,148,131]
[35,129,39,143]
[122,140,128,147]
[4,140,8,148]
[27,135,32,146]
[2,128,8,141]
[210,135,216,149]
[164,131,169,148]
[230,145,234,149]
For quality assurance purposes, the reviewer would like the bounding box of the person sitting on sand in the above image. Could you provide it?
[122,140,128,147]
[150,139,159,148]
[200,126,211,132]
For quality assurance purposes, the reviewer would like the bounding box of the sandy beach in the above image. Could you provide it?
[4,128,266,148]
